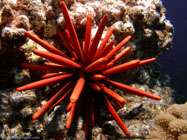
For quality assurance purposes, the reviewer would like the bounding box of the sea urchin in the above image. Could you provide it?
[17,2,161,136]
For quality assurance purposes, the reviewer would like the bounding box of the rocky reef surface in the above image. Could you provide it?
[0,0,181,139]
[147,103,187,140]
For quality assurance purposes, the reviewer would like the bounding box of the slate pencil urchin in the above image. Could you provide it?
[17,2,161,136]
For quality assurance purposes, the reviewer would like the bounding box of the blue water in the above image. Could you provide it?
[158,0,187,99]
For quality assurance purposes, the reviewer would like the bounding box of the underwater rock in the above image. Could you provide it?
[102,121,118,136]
[30,10,46,33]
[43,20,58,37]
[13,15,30,30]
[13,68,30,85]
[0,123,32,140]
[0,4,14,26]
[20,105,33,118]
[9,90,37,106]
[1,27,25,41]
[0,0,176,139]
[0,90,13,123]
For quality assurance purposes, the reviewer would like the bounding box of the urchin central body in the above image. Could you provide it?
[17,2,161,136]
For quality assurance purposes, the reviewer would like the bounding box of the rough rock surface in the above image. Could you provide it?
[0,0,178,139]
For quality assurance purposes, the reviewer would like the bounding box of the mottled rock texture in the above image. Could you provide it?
[0,0,176,139]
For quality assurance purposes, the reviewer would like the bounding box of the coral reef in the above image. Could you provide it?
[0,0,176,139]
[0,0,174,87]
[148,103,187,140]
[16,1,163,137]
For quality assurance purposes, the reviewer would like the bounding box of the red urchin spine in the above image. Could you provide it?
[17,1,162,137]
[110,47,131,63]
[33,49,81,69]
[105,36,132,60]
[94,26,114,60]
[103,95,130,136]
[25,32,68,58]
[86,14,108,63]
[58,30,78,60]
[32,81,73,120]
[60,2,83,60]
[70,75,85,103]
[84,13,92,61]
[17,73,73,91]
[106,80,161,100]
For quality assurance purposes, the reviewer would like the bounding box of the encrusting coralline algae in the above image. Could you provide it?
[0,0,178,139]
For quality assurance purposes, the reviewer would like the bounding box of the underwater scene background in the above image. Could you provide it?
[159,0,187,100]
[0,0,186,139]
